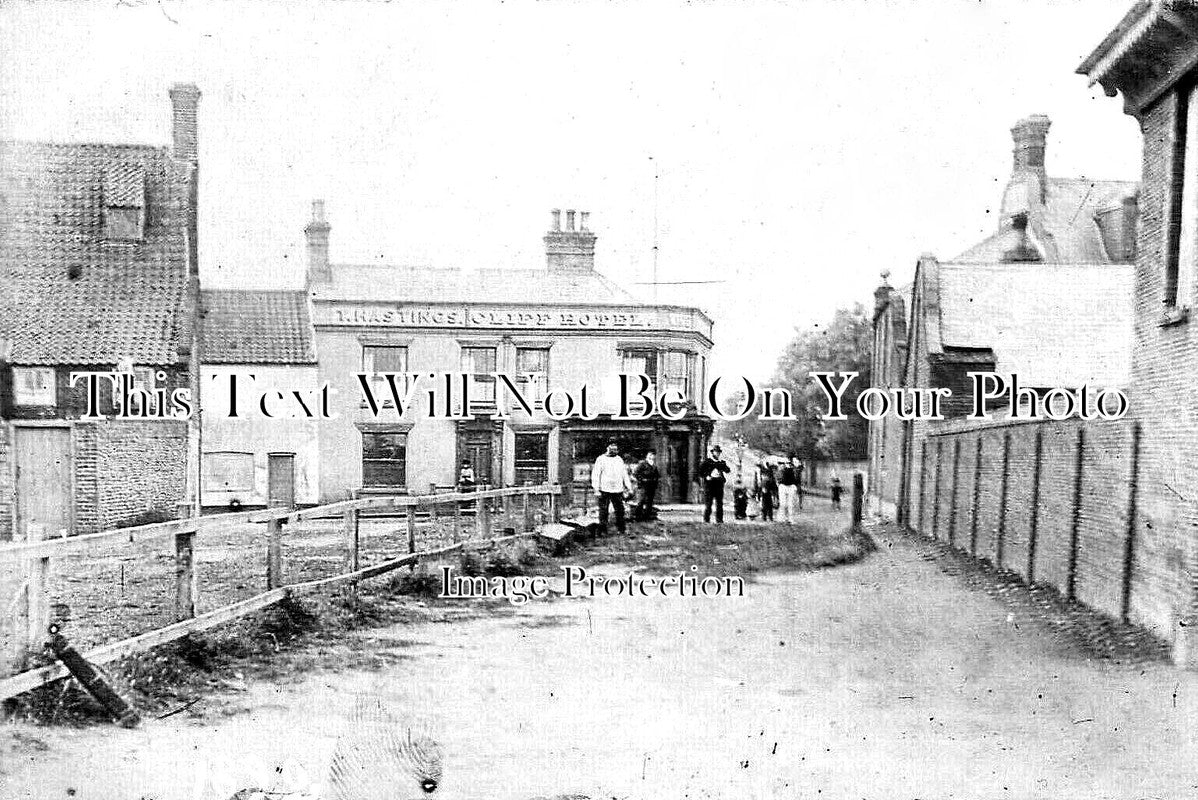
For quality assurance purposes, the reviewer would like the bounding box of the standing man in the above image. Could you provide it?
[777,458,798,522]
[696,445,731,524]
[592,441,632,536]
[633,450,660,522]
[793,457,805,511]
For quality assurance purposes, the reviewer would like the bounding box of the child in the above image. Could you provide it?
[758,464,777,522]
[830,476,844,509]
[732,480,749,520]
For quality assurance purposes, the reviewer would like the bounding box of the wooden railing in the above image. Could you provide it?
[0,483,561,702]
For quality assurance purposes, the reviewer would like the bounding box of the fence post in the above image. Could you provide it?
[851,473,864,531]
[970,436,983,556]
[996,432,1011,569]
[1027,427,1045,583]
[522,491,531,532]
[174,526,196,622]
[917,440,928,532]
[343,509,360,595]
[453,498,463,542]
[477,495,492,538]
[266,517,284,590]
[931,439,943,539]
[549,486,559,522]
[1121,423,1142,623]
[21,523,51,667]
[947,439,961,547]
[1067,428,1086,601]
[407,504,417,572]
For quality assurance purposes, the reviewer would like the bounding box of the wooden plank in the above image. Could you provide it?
[0,530,541,702]
[0,485,562,562]
[0,588,289,702]
[453,500,462,541]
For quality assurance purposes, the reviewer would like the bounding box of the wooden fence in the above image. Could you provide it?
[0,484,561,702]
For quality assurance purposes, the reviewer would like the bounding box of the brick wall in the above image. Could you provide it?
[1126,93,1198,659]
[74,420,188,533]
[908,417,1179,643]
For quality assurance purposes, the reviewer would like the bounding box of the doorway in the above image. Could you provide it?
[459,426,494,488]
[14,426,72,541]
[267,453,295,508]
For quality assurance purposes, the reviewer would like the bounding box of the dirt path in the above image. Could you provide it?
[4,509,1197,799]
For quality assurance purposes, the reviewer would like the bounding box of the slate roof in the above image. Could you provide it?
[311,263,638,306]
[201,290,317,364]
[0,140,193,365]
[954,177,1138,264]
[936,262,1133,389]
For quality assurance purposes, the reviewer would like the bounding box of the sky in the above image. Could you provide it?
[0,0,1142,380]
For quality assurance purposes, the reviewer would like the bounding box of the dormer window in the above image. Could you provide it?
[103,163,146,242]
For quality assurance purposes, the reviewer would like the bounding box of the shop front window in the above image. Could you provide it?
[514,432,550,485]
[362,431,406,488]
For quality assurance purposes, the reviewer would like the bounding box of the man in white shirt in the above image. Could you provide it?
[591,440,633,536]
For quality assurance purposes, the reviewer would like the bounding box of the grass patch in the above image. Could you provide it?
[573,519,873,579]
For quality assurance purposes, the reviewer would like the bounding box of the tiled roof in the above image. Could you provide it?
[955,177,1138,264]
[0,140,193,365]
[311,264,638,305]
[201,290,317,364]
[936,262,1133,388]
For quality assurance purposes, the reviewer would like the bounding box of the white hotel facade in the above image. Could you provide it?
[304,204,716,506]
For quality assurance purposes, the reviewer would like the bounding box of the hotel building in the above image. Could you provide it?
[305,204,715,505]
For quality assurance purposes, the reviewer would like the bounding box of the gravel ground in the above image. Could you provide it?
[4,503,1196,799]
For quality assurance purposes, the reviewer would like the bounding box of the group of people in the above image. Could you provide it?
[734,457,805,522]
[590,441,844,535]
[590,442,662,537]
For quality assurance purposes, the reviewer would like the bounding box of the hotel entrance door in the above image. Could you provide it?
[459,426,494,488]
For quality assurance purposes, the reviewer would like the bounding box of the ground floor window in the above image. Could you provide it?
[514,432,550,485]
[362,431,407,488]
[203,451,254,492]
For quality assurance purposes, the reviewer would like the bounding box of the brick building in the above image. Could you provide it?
[1079,0,1198,661]
[870,115,1137,520]
[199,289,320,510]
[304,203,715,505]
[0,84,201,539]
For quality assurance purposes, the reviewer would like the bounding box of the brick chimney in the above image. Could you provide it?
[168,83,201,164]
[305,200,332,284]
[1011,115,1050,184]
[544,208,597,272]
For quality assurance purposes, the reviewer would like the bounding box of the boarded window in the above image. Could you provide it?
[203,452,254,492]
[12,366,55,406]
[362,431,406,488]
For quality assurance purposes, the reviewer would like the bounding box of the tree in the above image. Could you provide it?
[721,304,871,460]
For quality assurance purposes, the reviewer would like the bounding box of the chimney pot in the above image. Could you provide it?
[566,210,576,231]
[551,209,561,231]
[580,211,590,231]
[312,200,326,223]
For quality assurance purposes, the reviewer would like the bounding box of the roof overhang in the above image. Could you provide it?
[1078,0,1198,116]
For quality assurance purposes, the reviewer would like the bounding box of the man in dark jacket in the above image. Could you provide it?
[633,450,660,521]
[696,445,731,523]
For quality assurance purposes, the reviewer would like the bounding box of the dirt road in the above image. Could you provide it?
[3,509,1197,799]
